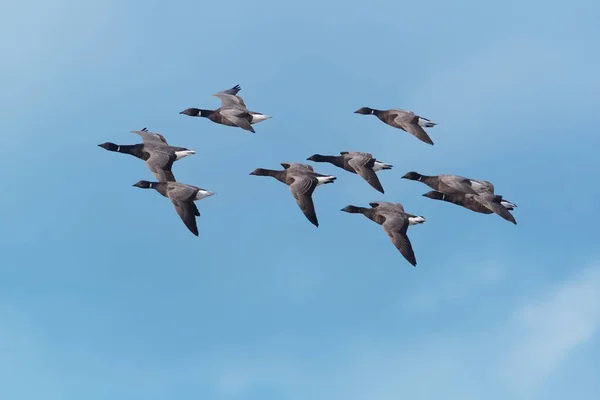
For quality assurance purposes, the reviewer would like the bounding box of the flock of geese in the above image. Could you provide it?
[98,84,517,267]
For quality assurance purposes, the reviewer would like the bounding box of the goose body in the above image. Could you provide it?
[306,151,392,194]
[402,171,479,196]
[249,162,336,227]
[341,201,425,266]
[98,128,195,182]
[354,107,437,145]
[422,183,517,225]
[180,84,271,133]
[132,180,215,236]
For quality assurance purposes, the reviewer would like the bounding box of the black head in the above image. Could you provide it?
[249,168,269,176]
[422,191,444,200]
[306,154,324,162]
[402,171,423,181]
[98,142,118,151]
[340,205,361,213]
[179,108,202,116]
[132,180,153,189]
[354,107,375,115]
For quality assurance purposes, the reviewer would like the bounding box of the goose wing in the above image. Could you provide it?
[288,173,319,227]
[369,201,405,212]
[391,111,434,145]
[213,92,248,109]
[348,154,385,193]
[379,210,417,266]
[438,174,479,195]
[281,162,314,171]
[170,199,199,236]
[131,130,169,145]
[473,194,517,224]
[219,108,255,133]
[217,84,242,96]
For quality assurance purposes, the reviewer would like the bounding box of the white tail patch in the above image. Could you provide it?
[417,117,436,128]
[408,216,426,225]
[250,113,272,124]
[175,150,196,160]
[501,200,516,209]
[195,190,216,200]
[373,161,393,171]
[316,176,336,185]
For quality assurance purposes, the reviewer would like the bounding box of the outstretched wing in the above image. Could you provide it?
[369,201,405,213]
[171,199,199,236]
[348,155,385,193]
[213,92,248,109]
[281,162,314,171]
[219,108,255,133]
[144,150,176,182]
[391,111,434,145]
[380,211,416,266]
[289,174,319,227]
[217,84,242,96]
[473,194,517,224]
[131,130,169,145]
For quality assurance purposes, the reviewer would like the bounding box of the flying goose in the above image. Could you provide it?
[98,128,195,182]
[421,176,518,224]
[422,191,517,225]
[179,84,271,133]
[306,151,393,194]
[464,179,517,224]
[401,171,479,196]
[468,179,517,210]
[249,162,336,227]
[132,180,215,236]
[354,107,437,145]
[340,201,426,266]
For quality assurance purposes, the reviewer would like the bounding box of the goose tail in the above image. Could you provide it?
[250,113,272,124]
[417,117,437,128]
[316,175,337,185]
[373,161,393,171]
[500,200,517,210]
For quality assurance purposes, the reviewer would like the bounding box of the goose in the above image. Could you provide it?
[179,84,271,133]
[468,179,517,210]
[422,190,517,223]
[306,151,392,194]
[132,180,215,236]
[340,201,425,266]
[401,171,479,196]
[98,128,195,182]
[354,107,437,145]
[249,162,336,227]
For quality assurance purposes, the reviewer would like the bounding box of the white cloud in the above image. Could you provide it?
[500,264,600,398]
[205,264,600,400]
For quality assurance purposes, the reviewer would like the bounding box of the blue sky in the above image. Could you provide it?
[1,0,599,399]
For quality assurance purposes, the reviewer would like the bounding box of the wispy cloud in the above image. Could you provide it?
[201,263,600,400]
[500,264,600,398]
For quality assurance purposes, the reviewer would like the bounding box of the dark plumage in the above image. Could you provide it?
[179,84,271,133]
[340,201,426,266]
[249,162,336,227]
[402,171,479,196]
[354,107,437,145]
[132,180,215,236]
[98,128,195,182]
[421,179,517,225]
[306,151,392,194]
